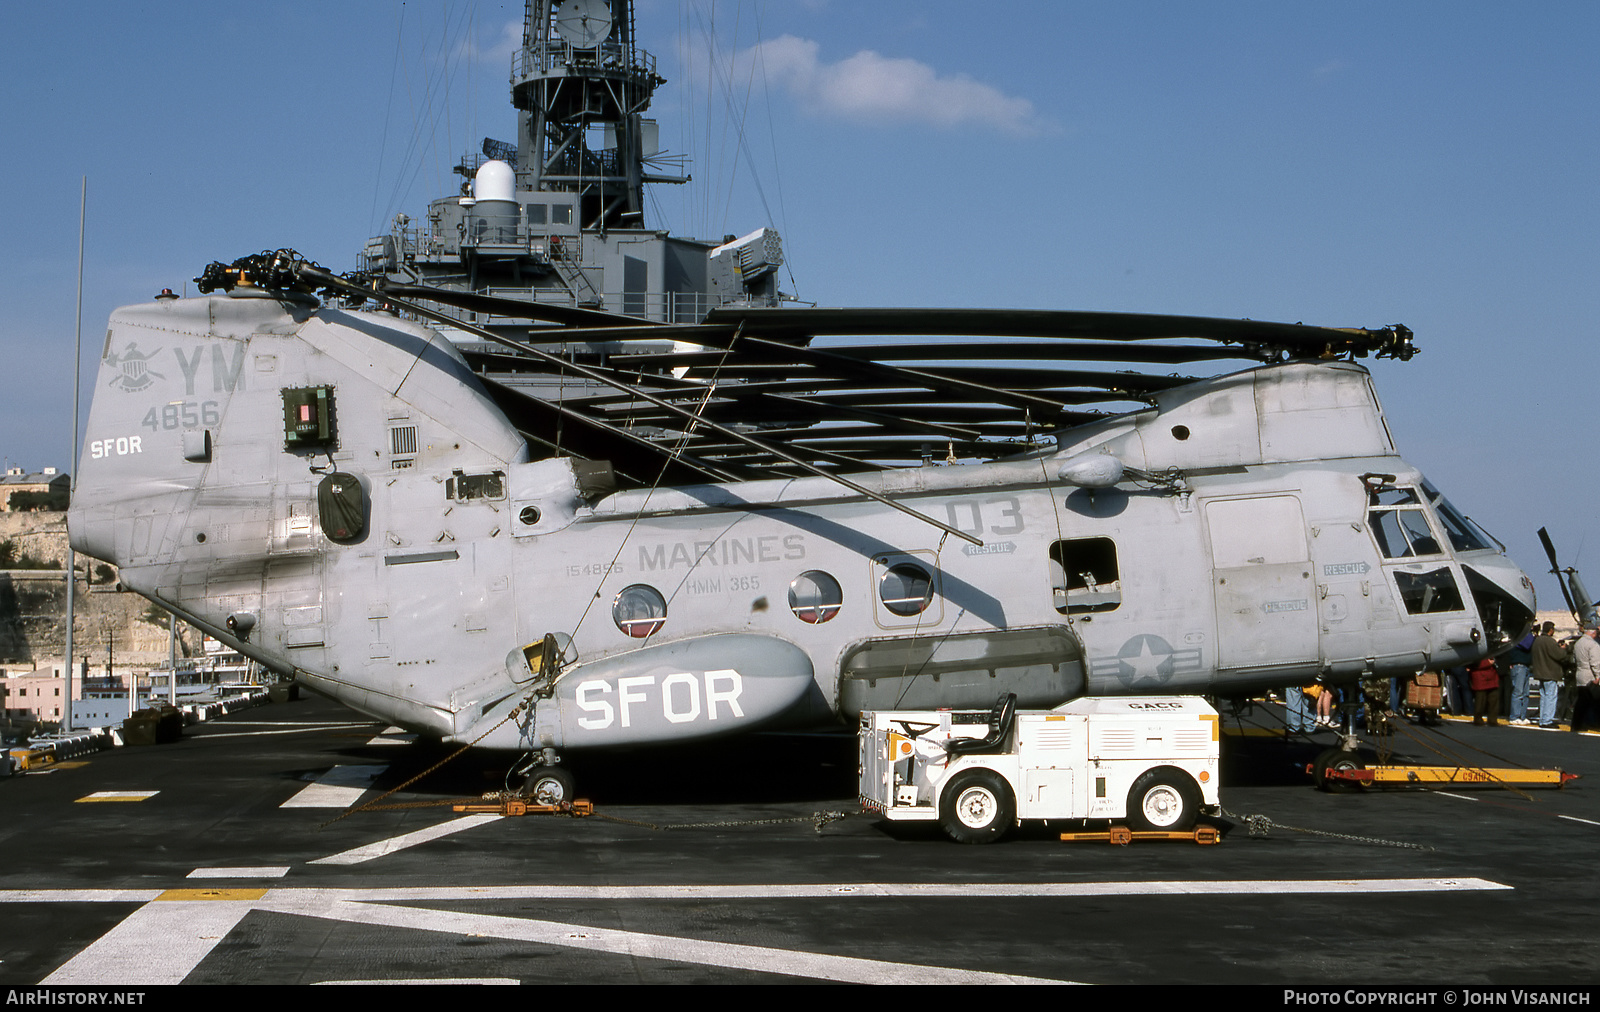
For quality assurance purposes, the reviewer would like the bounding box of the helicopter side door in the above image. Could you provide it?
[1206,495,1320,688]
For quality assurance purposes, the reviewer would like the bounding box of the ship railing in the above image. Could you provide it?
[479,287,746,325]
[513,41,655,82]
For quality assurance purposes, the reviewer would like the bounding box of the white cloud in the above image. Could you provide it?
[454,18,522,66]
[748,35,1046,136]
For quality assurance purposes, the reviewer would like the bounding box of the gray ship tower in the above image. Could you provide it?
[359,0,786,337]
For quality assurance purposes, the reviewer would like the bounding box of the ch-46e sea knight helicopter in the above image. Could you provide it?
[68,246,1537,800]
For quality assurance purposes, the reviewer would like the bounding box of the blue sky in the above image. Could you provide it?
[2,1,1595,609]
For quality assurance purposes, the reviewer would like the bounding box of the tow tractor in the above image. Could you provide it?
[859,694,1221,843]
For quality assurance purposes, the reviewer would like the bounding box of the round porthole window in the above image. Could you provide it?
[879,562,933,617]
[788,571,843,624]
[613,584,667,638]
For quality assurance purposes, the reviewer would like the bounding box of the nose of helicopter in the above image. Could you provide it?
[1460,552,1538,647]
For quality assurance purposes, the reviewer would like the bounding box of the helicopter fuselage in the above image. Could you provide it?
[69,292,1536,752]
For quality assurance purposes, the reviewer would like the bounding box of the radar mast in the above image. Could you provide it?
[359,0,785,330]
[516,0,679,232]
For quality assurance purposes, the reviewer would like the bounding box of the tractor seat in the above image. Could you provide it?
[944,693,1017,757]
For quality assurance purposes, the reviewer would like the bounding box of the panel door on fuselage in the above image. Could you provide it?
[1206,495,1319,683]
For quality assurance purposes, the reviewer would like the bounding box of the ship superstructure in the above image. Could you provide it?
[358,0,786,345]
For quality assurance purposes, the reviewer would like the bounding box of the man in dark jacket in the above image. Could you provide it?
[1507,631,1535,724]
[1531,622,1569,729]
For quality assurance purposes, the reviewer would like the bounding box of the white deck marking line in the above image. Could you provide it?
[314,978,520,986]
[270,877,1514,901]
[0,889,163,903]
[42,898,259,985]
[187,867,291,879]
[76,791,159,802]
[281,764,388,809]
[304,897,1071,985]
[309,814,502,865]
[4,878,1510,986]
[1433,790,1600,828]
[199,724,377,740]
[194,721,378,728]
[0,878,1508,908]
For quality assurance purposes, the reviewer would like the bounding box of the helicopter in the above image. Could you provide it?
[67,250,1537,801]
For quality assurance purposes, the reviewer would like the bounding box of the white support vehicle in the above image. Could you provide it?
[859,695,1222,843]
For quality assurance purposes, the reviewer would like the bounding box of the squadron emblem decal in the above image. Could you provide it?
[104,341,165,392]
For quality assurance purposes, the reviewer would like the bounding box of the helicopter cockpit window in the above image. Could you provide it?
[1050,538,1121,614]
[446,470,506,501]
[1367,487,1443,559]
[1394,567,1467,615]
[1420,480,1495,553]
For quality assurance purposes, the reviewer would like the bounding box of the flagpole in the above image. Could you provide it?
[64,176,85,731]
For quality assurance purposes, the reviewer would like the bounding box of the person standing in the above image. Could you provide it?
[1507,630,1534,724]
[1469,656,1501,726]
[1570,626,1600,733]
[1284,682,1313,733]
[1531,622,1570,729]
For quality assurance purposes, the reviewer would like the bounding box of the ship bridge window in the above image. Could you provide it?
[525,203,546,225]
[1368,487,1443,559]
[446,470,506,501]
[551,204,573,226]
[1050,538,1121,614]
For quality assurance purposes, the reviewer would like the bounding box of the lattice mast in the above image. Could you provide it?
[514,0,672,233]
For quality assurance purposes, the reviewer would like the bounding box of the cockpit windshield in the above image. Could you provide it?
[1367,486,1443,559]
[1420,479,1497,553]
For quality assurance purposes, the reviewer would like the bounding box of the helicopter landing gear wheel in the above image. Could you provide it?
[1312,747,1365,792]
[1124,768,1201,832]
[938,769,1014,844]
[523,766,576,805]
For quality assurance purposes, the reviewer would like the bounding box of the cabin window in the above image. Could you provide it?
[613,585,667,638]
[525,203,546,225]
[1368,487,1442,559]
[1394,567,1467,615]
[446,470,506,501]
[789,571,843,624]
[1050,538,1121,614]
[878,562,934,617]
[551,204,573,225]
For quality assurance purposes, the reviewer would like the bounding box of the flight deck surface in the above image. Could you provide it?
[3,694,1597,986]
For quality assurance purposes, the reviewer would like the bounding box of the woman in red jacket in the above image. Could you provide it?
[1469,656,1502,726]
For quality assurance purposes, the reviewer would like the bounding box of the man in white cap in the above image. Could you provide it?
[1571,625,1600,733]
